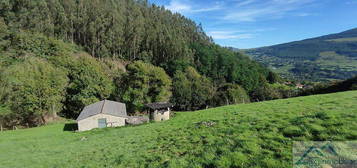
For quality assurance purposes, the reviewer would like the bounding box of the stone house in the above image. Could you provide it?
[145,102,173,121]
[76,100,127,132]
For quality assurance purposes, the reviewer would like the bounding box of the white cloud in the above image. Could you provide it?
[295,13,312,17]
[234,0,257,7]
[207,31,254,40]
[224,0,316,22]
[345,0,357,4]
[166,0,221,14]
[166,1,191,13]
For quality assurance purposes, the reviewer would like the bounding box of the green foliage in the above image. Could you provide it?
[0,17,10,51]
[10,31,76,59]
[251,84,282,101]
[0,29,77,69]
[0,91,356,167]
[0,104,12,127]
[118,61,172,113]
[212,83,250,106]
[63,54,114,118]
[352,84,357,90]
[0,0,202,65]
[301,75,357,96]
[171,67,214,110]
[0,29,115,121]
[251,83,299,101]
[191,43,270,92]
[269,83,299,98]
[0,57,68,125]
[0,0,272,94]
[0,0,280,125]
[267,71,281,83]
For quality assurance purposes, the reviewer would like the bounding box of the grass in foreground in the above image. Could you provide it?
[0,91,357,168]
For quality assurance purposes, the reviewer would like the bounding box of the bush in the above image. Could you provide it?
[212,83,250,106]
[0,57,68,125]
[62,54,114,118]
[0,104,13,128]
[351,84,357,90]
[171,67,214,111]
[251,84,282,101]
[0,17,10,51]
[118,61,172,113]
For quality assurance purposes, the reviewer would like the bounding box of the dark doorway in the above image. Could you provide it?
[63,123,78,131]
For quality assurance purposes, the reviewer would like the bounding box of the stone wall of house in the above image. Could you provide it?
[151,108,170,121]
[78,114,126,131]
[126,116,149,125]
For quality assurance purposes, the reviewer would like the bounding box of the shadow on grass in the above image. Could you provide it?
[63,123,78,131]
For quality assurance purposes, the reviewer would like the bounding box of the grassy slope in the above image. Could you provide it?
[1,91,357,168]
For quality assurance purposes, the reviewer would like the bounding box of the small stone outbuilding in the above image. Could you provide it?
[76,100,127,131]
[145,102,173,121]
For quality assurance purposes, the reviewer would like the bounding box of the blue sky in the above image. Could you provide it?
[149,0,357,49]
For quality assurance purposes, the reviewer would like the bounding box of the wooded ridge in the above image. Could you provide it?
[0,0,288,128]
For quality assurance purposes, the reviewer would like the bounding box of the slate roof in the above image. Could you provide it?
[145,102,173,110]
[76,100,127,121]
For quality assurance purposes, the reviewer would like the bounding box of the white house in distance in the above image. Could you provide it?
[76,100,128,132]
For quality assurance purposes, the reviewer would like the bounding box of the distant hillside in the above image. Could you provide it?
[244,28,357,81]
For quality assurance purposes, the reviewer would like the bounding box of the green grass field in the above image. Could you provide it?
[1,91,357,168]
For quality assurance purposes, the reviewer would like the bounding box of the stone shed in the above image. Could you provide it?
[145,102,173,121]
[76,100,127,131]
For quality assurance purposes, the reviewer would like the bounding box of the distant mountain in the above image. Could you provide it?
[244,28,357,81]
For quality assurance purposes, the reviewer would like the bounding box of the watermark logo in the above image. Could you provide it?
[293,141,357,168]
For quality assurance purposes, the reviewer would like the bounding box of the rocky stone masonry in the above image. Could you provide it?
[126,116,149,125]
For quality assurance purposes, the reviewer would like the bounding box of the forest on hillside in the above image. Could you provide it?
[0,0,296,128]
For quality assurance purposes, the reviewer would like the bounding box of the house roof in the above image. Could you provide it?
[76,100,127,121]
[145,102,173,110]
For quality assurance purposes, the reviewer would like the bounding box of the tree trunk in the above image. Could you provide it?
[41,115,46,125]
[1,124,3,132]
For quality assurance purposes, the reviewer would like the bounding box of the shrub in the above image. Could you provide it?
[171,67,214,111]
[251,84,282,101]
[0,104,13,128]
[62,54,113,118]
[0,57,68,125]
[212,83,250,106]
[118,61,172,113]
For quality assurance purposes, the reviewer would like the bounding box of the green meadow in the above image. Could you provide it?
[1,91,356,168]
